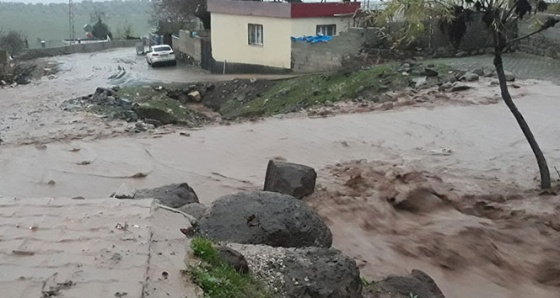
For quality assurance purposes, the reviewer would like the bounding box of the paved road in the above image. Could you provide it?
[430,52,560,84]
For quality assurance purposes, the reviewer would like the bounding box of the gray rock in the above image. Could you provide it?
[134,183,199,208]
[460,72,479,82]
[451,85,472,92]
[197,191,332,248]
[363,269,445,298]
[472,69,485,76]
[216,246,249,274]
[106,96,117,105]
[133,104,178,125]
[263,160,317,200]
[95,87,115,97]
[455,51,467,57]
[439,82,453,91]
[504,71,516,82]
[423,68,439,77]
[229,244,362,298]
[178,203,208,220]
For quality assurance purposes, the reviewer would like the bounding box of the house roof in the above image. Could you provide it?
[207,0,361,19]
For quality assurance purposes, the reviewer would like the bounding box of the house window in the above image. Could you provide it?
[248,24,263,46]
[316,24,337,36]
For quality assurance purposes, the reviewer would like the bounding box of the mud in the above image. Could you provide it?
[306,160,560,298]
[3,47,560,297]
[0,48,293,145]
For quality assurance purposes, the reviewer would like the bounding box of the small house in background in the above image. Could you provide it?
[207,0,361,73]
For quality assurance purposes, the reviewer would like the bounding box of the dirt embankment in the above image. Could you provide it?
[306,160,560,298]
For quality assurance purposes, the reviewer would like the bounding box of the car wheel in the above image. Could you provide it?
[171,60,177,66]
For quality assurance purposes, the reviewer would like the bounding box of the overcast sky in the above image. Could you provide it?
[0,0,135,3]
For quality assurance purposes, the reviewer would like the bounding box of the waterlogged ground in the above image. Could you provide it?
[2,48,560,298]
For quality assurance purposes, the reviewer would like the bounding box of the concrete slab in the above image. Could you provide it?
[0,197,200,298]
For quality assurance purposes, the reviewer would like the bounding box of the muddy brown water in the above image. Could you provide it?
[2,48,560,297]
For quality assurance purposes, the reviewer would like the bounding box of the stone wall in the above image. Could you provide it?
[17,39,139,60]
[172,30,203,62]
[290,13,502,73]
[291,29,366,73]
[517,14,560,59]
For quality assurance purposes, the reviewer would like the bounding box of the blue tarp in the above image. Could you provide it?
[290,35,332,44]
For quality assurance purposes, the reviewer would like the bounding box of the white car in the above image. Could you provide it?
[146,45,177,67]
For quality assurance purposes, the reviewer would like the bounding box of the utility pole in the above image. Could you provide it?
[69,0,76,44]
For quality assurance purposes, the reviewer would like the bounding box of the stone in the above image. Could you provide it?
[216,246,249,274]
[455,51,467,57]
[133,104,178,125]
[439,82,453,91]
[134,183,199,208]
[229,244,362,298]
[111,183,134,199]
[197,191,332,248]
[188,90,202,102]
[263,160,317,199]
[363,269,445,298]
[504,71,516,82]
[472,69,485,76]
[95,87,115,97]
[106,96,117,105]
[451,85,472,92]
[423,68,439,77]
[178,203,208,220]
[460,72,479,82]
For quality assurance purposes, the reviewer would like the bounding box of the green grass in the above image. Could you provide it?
[219,64,410,119]
[188,238,272,298]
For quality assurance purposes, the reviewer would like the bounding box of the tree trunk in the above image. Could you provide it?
[492,42,551,189]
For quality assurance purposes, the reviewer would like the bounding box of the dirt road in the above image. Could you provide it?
[2,48,560,297]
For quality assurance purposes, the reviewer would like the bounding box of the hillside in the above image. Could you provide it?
[0,0,153,48]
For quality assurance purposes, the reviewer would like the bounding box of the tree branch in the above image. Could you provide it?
[504,18,560,49]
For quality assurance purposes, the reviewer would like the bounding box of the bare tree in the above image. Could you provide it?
[377,0,558,190]
[151,0,210,32]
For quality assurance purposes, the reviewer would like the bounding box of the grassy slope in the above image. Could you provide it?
[0,0,152,49]
[219,64,416,119]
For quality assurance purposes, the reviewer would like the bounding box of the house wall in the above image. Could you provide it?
[291,17,352,37]
[173,30,203,62]
[212,13,293,70]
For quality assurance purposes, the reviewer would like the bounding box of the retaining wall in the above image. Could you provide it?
[17,39,139,60]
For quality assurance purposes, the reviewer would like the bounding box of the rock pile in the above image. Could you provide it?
[62,86,209,128]
[171,160,447,298]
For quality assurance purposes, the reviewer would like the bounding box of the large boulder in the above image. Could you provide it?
[228,244,363,298]
[264,160,317,199]
[362,270,445,298]
[197,191,332,248]
[134,183,199,208]
[133,104,178,125]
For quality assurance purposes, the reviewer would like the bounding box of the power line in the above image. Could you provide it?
[69,0,75,43]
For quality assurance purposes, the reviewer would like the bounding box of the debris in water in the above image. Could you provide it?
[131,172,148,178]
[115,222,129,231]
[77,160,92,165]
[35,144,47,150]
[114,292,128,297]
[179,132,190,137]
[69,148,81,152]
[71,196,86,200]
[47,180,56,185]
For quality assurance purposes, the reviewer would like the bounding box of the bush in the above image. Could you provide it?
[188,238,271,298]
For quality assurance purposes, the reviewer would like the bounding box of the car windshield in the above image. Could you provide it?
[153,46,172,52]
